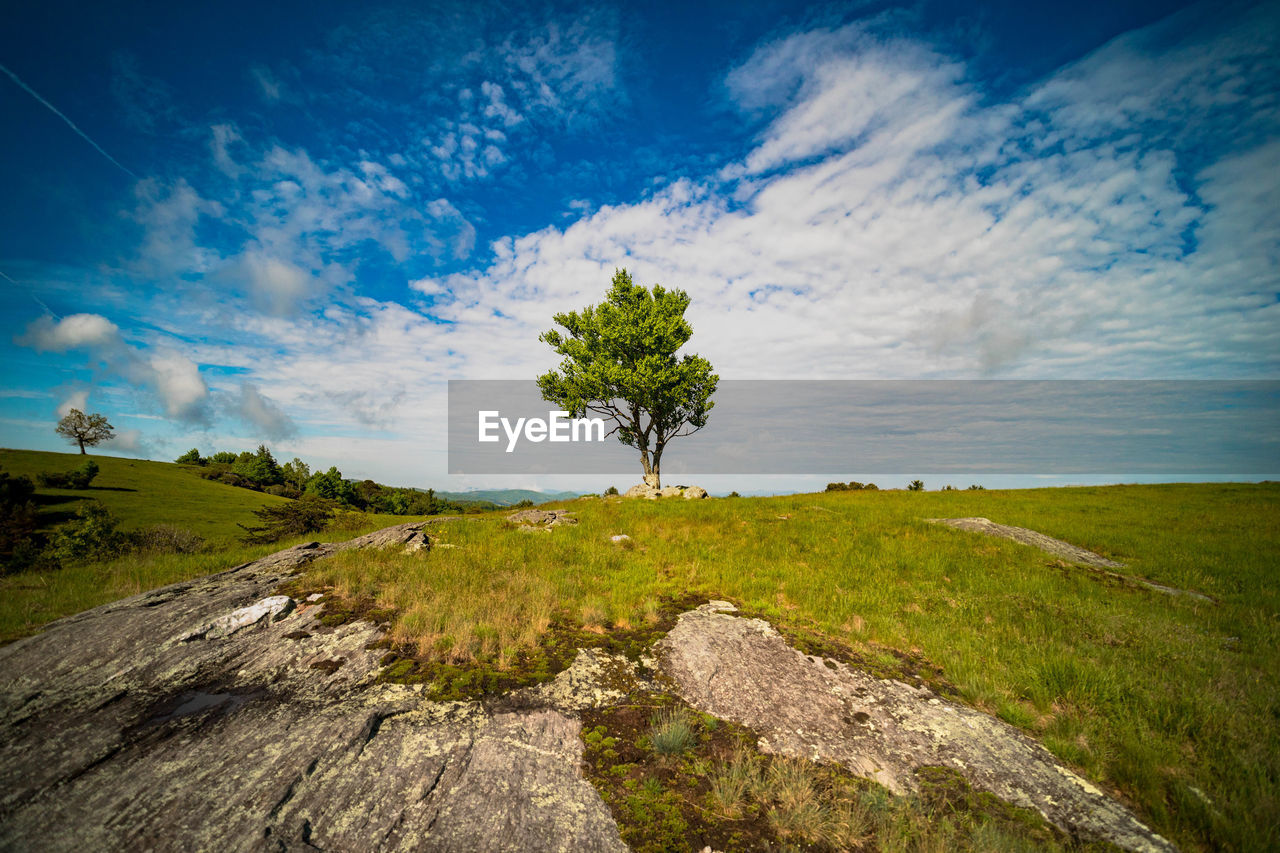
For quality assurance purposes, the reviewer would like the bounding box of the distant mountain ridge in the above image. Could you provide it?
[434,488,583,507]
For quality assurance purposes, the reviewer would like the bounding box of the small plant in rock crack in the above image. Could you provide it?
[648,706,696,755]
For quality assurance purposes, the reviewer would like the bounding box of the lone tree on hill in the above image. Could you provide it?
[55,409,114,454]
[537,268,718,489]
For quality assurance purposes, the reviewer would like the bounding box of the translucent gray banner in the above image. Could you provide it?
[447,380,1279,475]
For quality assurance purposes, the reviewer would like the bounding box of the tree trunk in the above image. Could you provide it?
[78,439,86,454]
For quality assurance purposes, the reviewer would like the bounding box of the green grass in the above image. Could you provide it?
[1,448,293,544]
[297,483,1280,851]
[0,448,411,643]
[1,461,1276,849]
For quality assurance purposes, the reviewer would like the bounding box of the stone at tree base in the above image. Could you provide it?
[623,483,660,499]
[658,486,683,498]
[655,602,1176,853]
[642,473,660,489]
[682,486,708,499]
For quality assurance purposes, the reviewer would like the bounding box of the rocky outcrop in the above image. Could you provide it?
[655,602,1175,853]
[930,517,1213,601]
[928,517,1123,567]
[506,509,578,529]
[0,522,626,853]
[622,483,709,500]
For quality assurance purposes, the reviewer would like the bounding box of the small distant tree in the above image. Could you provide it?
[604,485,619,496]
[55,409,114,454]
[209,451,238,465]
[908,480,925,491]
[967,484,986,490]
[305,466,355,505]
[175,448,205,465]
[537,269,718,489]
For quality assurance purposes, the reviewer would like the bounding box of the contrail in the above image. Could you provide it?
[0,62,139,180]
[0,268,62,319]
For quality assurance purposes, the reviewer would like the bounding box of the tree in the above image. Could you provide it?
[175,448,205,465]
[908,479,925,491]
[55,409,114,454]
[537,269,718,489]
[233,444,283,487]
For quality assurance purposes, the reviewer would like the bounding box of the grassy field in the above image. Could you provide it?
[0,448,410,643]
[0,448,293,543]
[1,455,1275,849]
[296,483,1279,851]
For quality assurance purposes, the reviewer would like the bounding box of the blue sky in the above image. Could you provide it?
[1,0,1276,492]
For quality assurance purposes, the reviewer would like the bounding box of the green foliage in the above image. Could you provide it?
[908,479,925,491]
[281,457,311,489]
[175,448,205,465]
[48,501,127,563]
[604,486,619,496]
[232,444,283,486]
[943,484,958,491]
[727,491,741,498]
[0,470,41,573]
[37,459,100,489]
[537,268,718,487]
[209,451,238,464]
[827,481,868,491]
[968,484,986,490]
[304,466,354,504]
[238,495,338,544]
[54,409,114,454]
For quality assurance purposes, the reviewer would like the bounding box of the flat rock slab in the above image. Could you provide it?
[0,523,625,853]
[928,517,1125,568]
[656,603,1175,853]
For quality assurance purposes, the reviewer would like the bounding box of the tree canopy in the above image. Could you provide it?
[537,268,718,488]
[55,409,114,455]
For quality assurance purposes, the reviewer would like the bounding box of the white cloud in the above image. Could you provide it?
[239,251,312,317]
[501,19,618,118]
[56,389,90,418]
[235,382,297,439]
[21,313,121,351]
[18,314,211,421]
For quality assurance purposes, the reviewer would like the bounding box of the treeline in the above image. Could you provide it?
[175,446,484,515]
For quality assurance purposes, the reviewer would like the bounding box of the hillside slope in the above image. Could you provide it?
[1,448,291,544]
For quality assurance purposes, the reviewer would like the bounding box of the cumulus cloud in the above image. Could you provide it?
[18,314,210,421]
[235,382,297,440]
[56,389,90,418]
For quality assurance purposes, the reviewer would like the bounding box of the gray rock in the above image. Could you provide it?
[623,483,660,499]
[682,486,708,499]
[655,603,1175,853]
[658,486,683,498]
[0,523,626,853]
[506,509,578,527]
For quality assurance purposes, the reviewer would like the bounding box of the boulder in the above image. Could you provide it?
[682,486,708,499]
[623,483,660,500]
[506,509,578,527]
[658,486,683,498]
[655,602,1175,853]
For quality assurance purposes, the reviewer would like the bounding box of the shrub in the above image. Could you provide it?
[967,484,986,490]
[513,499,535,508]
[604,486,619,496]
[728,491,740,498]
[48,501,127,563]
[209,451,238,464]
[863,483,878,491]
[175,448,205,465]
[0,470,41,573]
[826,481,865,492]
[942,484,957,491]
[238,495,337,544]
[132,524,204,554]
[908,480,925,491]
[37,460,100,489]
[264,484,302,498]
